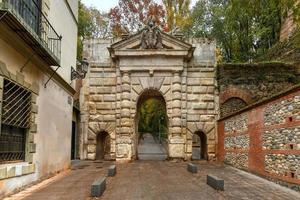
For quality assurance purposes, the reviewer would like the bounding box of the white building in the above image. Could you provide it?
[0,0,78,197]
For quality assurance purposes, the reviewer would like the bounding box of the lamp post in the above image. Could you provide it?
[71,58,89,81]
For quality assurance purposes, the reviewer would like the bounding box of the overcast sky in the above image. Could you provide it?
[81,0,198,12]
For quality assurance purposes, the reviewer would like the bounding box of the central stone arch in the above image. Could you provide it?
[134,88,170,159]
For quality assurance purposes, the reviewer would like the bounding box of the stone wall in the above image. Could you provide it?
[220,97,247,117]
[218,63,299,118]
[280,0,299,41]
[81,39,117,160]
[218,85,300,191]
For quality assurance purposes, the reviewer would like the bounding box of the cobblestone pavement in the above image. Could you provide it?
[5,161,300,200]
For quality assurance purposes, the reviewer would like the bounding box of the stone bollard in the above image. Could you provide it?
[207,175,224,191]
[108,165,117,177]
[91,177,106,197]
[187,163,198,173]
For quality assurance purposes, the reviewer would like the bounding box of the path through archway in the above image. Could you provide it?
[135,89,168,160]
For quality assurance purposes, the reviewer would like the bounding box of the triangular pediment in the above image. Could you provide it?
[108,28,194,61]
[110,29,192,51]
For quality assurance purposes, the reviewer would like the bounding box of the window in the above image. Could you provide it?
[0,79,31,163]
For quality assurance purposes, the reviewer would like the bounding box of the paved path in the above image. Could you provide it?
[138,133,167,160]
[5,161,300,200]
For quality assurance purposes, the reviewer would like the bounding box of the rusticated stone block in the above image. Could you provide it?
[0,167,7,180]
[7,167,16,178]
[30,123,37,133]
[30,82,39,94]
[108,165,117,177]
[91,177,106,197]
[96,103,112,110]
[0,60,10,77]
[207,175,224,191]
[200,78,214,86]
[29,143,36,153]
[22,164,35,175]
[187,163,198,173]
[193,102,207,110]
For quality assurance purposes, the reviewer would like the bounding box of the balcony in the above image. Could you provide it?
[0,0,61,66]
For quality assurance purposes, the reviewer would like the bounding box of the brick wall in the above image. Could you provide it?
[218,85,300,191]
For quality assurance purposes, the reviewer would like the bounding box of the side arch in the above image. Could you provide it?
[95,131,110,160]
[219,86,252,105]
[191,131,208,160]
[87,122,116,160]
[220,97,248,117]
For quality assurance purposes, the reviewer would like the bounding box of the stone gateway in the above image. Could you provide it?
[80,24,218,161]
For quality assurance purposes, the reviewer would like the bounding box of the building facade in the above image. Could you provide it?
[80,23,218,162]
[0,0,78,197]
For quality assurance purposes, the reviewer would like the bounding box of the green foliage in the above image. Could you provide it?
[138,99,168,138]
[261,29,300,63]
[77,0,110,60]
[162,0,192,32]
[188,0,300,63]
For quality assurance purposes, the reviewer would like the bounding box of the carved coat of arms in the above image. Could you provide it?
[141,17,163,49]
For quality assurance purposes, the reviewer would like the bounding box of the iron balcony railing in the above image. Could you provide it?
[0,0,61,65]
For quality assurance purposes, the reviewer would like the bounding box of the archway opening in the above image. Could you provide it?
[220,97,247,117]
[135,89,168,160]
[95,131,110,160]
[192,131,207,160]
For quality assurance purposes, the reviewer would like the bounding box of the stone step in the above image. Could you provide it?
[138,154,167,161]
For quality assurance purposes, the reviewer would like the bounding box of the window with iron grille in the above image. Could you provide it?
[0,79,31,163]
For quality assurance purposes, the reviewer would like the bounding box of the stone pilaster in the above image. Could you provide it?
[116,71,133,161]
[169,71,185,158]
[120,71,131,135]
[171,71,182,136]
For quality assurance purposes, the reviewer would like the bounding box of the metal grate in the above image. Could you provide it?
[2,79,32,128]
[1,0,62,63]
[0,125,26,162]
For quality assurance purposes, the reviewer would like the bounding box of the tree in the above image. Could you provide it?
[188,0,300,63]
[138,99,168,137]
[77,0,111,59]
[162,0,192,33]
[109,0,166,37]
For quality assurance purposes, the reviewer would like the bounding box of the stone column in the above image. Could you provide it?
[116,71,133,160]
[169,71,185,159]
